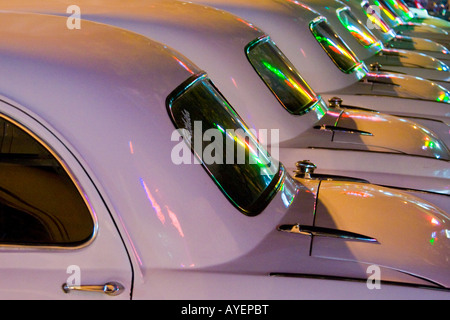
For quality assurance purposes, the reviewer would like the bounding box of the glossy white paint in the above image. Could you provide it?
[0,10,449,300]
[2,0,449,211]
[314,180,450,288]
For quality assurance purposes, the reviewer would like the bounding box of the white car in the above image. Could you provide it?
[2,10,450,300]
[368,0,450,46]
[295,0,450,89]
[345,0,450,63]
[4,0,450,212]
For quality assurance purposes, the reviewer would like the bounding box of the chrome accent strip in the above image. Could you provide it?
[306,146,450,162]
[269,273,448,291]
[377,184,450,197]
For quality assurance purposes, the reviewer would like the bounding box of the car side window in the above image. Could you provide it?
[0,116,95,247]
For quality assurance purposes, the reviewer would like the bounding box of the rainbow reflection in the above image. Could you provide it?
[337,9,379,48]
[262,61,316,101]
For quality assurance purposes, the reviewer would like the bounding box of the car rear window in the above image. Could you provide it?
[337,7,381,49]
[361,0,393,34]
[310,17,362,74]
[167,74,283,216]
[246,36,319,115]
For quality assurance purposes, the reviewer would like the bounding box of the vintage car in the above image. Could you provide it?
[2,10,450,300]
[344,0,450,62]
[367,0,450,46]
[295,0,450,88]
[4,0,449,212]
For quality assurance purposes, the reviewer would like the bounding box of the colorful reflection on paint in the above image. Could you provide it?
[246,36,319,115]
[337,8,380,49]
[421,136,448,159]
[310,18,361,73]
[366,72,450,104]
[437,91,450,103]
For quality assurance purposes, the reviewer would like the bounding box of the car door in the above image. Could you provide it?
[0,101,133,299]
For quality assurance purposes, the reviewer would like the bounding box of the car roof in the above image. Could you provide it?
[0,0,329,143]
[179,0,367,92]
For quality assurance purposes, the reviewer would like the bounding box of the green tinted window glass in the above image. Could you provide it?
[361,0,393,33]
[384,0,414,20]
[0,117,95,247]
[246,37,318,115]
[337,8,380,48]
[168,75,283,216]
[369,0,402,27]
[310,18,361,73]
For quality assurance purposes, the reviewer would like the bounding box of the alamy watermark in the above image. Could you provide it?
[66,264,81,288]
[365,5,384,30]
[367,264,382,290]
[66,5,81,30]
[170,121,280,176]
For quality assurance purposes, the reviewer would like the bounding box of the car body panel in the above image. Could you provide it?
[313,180,450,288]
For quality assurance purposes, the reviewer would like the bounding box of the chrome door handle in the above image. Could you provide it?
[62,282,125,296]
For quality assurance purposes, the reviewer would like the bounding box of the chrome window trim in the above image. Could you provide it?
[0,111,98,251]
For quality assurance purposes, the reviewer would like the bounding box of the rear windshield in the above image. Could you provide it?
[167,74,283,216]
[368,0,402,27]
[383,0,414,21]
[337,7,381,49]
[310,18,361,74]
[246,36,319,115]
